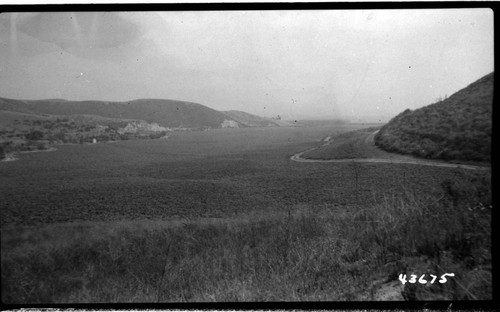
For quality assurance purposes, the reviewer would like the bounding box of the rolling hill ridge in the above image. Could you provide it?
[0,97,245,130]
[375,72,493,162]
[222,110,279,127]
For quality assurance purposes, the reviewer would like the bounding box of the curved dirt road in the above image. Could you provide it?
[291,131,490,171]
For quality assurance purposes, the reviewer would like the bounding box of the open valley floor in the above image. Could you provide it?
[1,124,491,303]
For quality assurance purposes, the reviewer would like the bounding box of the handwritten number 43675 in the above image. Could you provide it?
[399,273,455,285]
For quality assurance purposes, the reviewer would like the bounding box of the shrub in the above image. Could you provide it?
[25,130,44,141]
[149,131,167,139]
[37,142,49,150]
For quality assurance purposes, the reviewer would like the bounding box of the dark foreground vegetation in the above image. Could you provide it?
[1,170,491,302]
[375,72,492,162]
[1,126,491,303]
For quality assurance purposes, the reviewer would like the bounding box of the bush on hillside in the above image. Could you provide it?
[25,130,44,141]
[1,141,15,159]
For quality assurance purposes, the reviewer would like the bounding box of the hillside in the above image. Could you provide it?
[222,110,279,127]
[375,72,493,162]
[0,109,173,158]
[0,97,241,130]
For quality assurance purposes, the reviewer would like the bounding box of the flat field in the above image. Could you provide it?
[1,124,492,303]
[2,123,390,226]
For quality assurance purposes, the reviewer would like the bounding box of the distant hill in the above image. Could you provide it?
[375,72,493,162]
[0,97,243,130]
[222,110,279,127]
[0,110,54,123]
[0,108,172,149]
[0,110,137,126]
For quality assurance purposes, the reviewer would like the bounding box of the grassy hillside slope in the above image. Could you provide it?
[223,110,279,127]
[375,72,493,162]
[0,97,239,129]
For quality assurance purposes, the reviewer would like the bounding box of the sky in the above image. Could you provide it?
[0,9,494,122]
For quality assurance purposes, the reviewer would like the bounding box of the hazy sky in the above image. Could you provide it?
[0,10,494,122]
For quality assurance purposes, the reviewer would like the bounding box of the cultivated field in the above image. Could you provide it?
[1,124,370,226]
[1,124,491,302]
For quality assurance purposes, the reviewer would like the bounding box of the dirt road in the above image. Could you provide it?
[291,131,490,171]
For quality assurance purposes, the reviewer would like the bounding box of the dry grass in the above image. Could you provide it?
[2,170,491,303]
